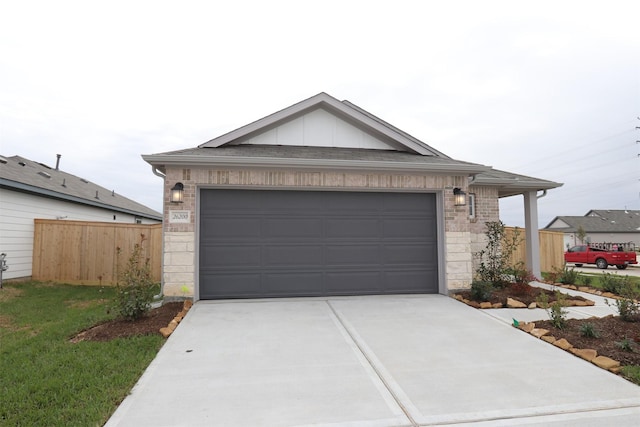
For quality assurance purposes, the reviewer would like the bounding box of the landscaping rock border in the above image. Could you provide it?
[515,321,622,374]
[452,293,595,309]
[550,282,621,299]
[159,299,193,338]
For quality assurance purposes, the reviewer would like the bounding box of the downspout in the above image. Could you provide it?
[537,189,547,199]
[152,166,166,179]
[151,165,166,302]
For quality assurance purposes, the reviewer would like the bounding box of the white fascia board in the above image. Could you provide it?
[142,154,490,175]
[199,93,438,156]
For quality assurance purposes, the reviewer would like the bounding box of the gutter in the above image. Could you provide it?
[152,166,166,179]
[141,154,491,175]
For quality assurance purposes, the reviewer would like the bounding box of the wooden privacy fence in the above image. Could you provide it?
[505,226,565,273]
[33,219,162,285]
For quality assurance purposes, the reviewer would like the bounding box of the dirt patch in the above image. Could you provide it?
[0,286,24,302]
[65,299,109,309]
[0,314,15,329]
[70,302,184,343]
[534,316,640,366]
[456,283,591,306]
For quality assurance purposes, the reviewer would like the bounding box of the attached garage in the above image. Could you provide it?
[143,92,562,299]
[199,189,439,299]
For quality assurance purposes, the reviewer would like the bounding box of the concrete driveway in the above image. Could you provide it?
[106,295,640,426]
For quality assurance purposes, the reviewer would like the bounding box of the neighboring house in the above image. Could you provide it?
[544,210,640,249]
[0,155,163,280]
[143,92,561,300]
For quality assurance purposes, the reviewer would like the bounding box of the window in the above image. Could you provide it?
[468,193,476,219]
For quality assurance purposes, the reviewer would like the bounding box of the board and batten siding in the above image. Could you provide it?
[234,108,396,150]
[0,188,160,280]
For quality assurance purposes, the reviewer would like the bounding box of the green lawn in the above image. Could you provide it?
[0,282,165,426]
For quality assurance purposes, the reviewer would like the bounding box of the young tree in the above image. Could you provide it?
[474,221,521,287]
[576,225,587,244]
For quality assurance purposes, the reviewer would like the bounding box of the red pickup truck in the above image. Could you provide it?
[564,244,638,270]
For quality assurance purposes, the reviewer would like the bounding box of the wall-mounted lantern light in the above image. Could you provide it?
[170,182,184,203]
[453,187,466,206]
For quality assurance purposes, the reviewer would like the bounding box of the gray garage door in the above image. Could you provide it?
[199,189,438,299]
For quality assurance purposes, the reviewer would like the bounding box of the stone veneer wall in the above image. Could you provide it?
[161,167,480,297]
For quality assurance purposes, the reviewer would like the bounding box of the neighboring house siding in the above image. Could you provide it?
[0,188,159,280]
[161,166,475,297]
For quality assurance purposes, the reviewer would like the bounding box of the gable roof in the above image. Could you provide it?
[0,155,162,221]
[199,92,447,156]
[143,92,562,196]
[544,210,640,233]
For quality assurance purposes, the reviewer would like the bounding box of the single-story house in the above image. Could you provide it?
[544,210,640,249]
[143,92,561,300]
[0,155,162,280]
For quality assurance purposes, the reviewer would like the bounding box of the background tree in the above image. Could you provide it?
[576,225,587,244]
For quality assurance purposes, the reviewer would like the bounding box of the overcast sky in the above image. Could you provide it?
[1,0,638,227]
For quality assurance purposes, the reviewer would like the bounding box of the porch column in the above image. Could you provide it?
[523,191,541,278]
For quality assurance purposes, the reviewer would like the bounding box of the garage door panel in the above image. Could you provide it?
[384,269,438,293]
[325,245,381,265]
[382,218,435,238]
[263,218,323,238]
[325,218,379,238]
[262,272,324,296]
[200,245,262,267]
[264,245,323,266]
[200,273,262,298]
[325,271,383,294]
[199,189,439,299]
[201,218,262,240]
[383,244,437,264]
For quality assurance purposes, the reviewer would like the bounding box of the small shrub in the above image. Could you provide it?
[470,281,494,302]
[578,275,592,287]
[510,262,538,285]
[557,265,579,285]
[616,336,635,352]
[608,279,640,322]
[600,273,622,294]
[544,270,559,284]
[474,221,521,287]
[537,291,568,329]
[579,322,600,338]
[112,240,160,321]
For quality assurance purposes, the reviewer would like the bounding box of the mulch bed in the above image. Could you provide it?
[70,302,184,342]
[534,316,640,366]
[455,283,591,306]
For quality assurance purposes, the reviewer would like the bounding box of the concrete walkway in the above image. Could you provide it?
[106,295,640,427]
[483,281,620,325]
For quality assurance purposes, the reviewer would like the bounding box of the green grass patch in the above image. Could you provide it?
[543,271,640,293]
[0,282,165,426]
[581,274,640,293]
[621,365,640,386]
